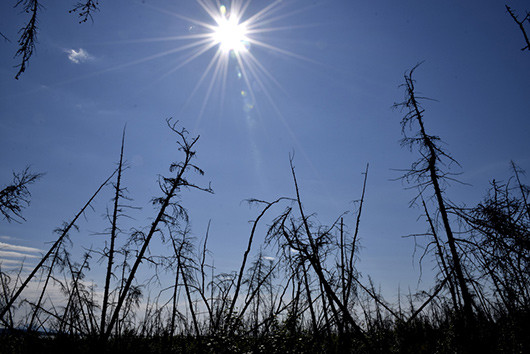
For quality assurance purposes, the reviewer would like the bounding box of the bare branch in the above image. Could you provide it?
[14,0,42,79]
[70,0,100,24]
[506,5,530,52]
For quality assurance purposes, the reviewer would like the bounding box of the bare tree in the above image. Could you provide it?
[0,170,115,322]
[226,197,286,333]
[0,167,43,222]
[100,127,128,336]
[103,120,212,339]
[457,162,530,311]
[265,157,371,349]
[393,63,474,322]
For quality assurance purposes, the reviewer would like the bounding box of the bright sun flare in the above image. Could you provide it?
[212,5,249,54]
[136,0,309,117]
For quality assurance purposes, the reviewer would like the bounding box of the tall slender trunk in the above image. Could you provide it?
[227,198,284,330]
[28,244,62,330]
[401,66,474,321]
[100,127,126,336]
[422,123,474,319]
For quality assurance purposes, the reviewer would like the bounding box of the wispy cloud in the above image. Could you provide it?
[0,241,43,254]
[0,250,40,259]
[0,240,42,268]
[65,48,94,64]
[0,258,34,267]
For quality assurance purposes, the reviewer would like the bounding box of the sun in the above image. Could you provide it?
[126,0,310,118]
[211,5,249,54]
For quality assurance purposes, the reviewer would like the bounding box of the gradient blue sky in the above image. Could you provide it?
[1,0,529,298]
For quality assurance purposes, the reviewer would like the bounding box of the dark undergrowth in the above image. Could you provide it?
[2,309,529,354]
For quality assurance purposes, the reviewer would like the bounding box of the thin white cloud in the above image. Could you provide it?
[0,258,21,265]
[0,258,34,267]
[65,48,94,64]
[0,235,13,241]
[0,241,43,254]
[19,278,67,306]
[0,240,42,268]
[0,250,40,259]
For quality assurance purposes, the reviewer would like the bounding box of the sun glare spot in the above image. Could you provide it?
[212,5,249,54]
[149,0,309,120]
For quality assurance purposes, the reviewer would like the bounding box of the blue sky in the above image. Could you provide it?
[1,0,529,298]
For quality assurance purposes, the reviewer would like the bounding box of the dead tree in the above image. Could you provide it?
[0,167,43,222]
[265,158,372,350]
[100,127,128,336]
[226,197,286,333]
[0,170,115,322]
[456,163,530,312]
[393,63,474,321]
[103,120,212,338]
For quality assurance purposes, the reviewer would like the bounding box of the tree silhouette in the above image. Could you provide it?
[13,0,41,79]
[506,5,530,52]
[0,167,43,222]
[70,0,100,23]
[103,119,212,339]
[393,63,474,323]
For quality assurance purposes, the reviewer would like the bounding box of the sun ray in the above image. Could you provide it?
[247,38,319,64]
[244,4,319,30]
[233,51,258,110]
[237,51,289,120]
[195,0,220,22]
[217,50,230,113]
[93,33,214,46]
[243,50,286,95]
[164,41,219,77]
[242,0,285,26]
[32,41,212,92]
[235,0,252,21]
[246,23,321,35]
[141,1,217,30]
[178,48,225,116]
[197,50,228,121]
[144,44,220,98]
